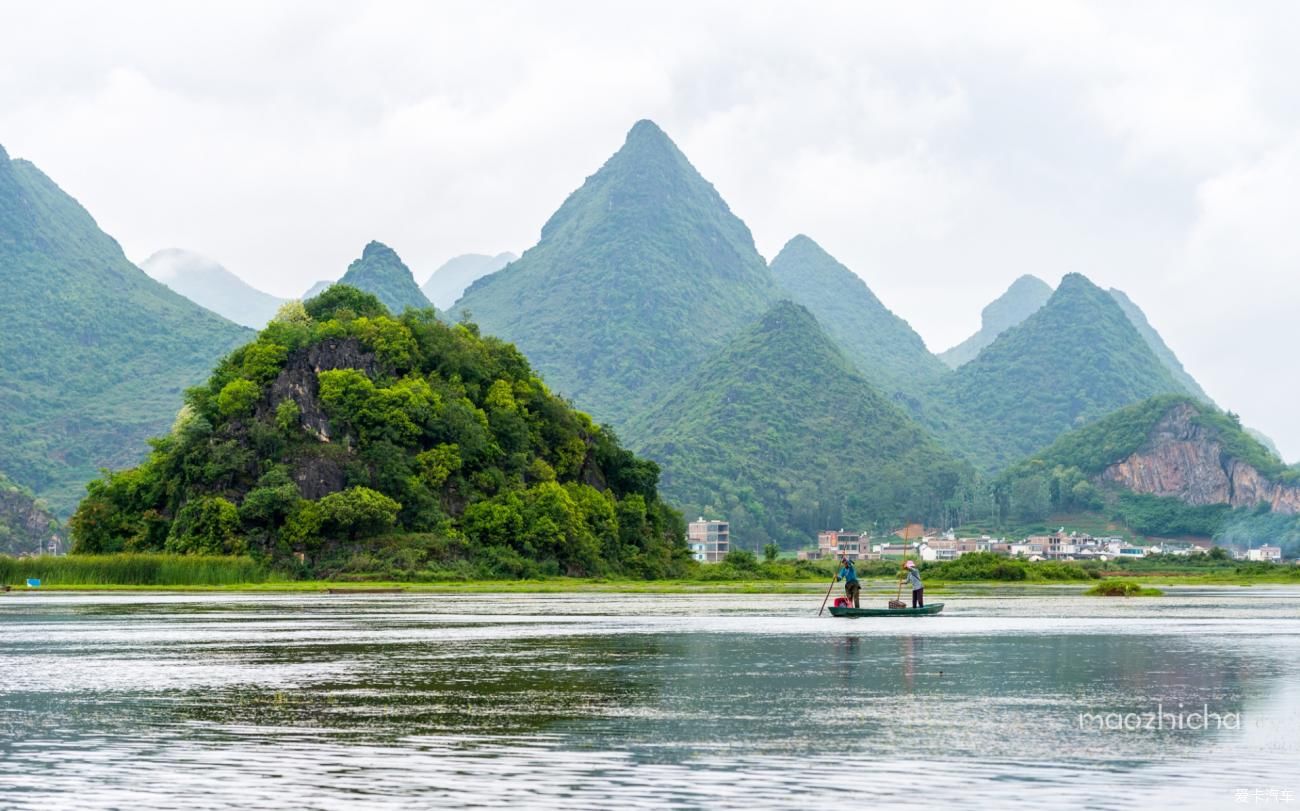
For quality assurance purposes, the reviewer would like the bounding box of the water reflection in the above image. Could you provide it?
[1,590,1298,809]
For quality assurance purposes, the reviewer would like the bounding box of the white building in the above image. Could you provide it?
[1247,545,1283,563]
[688,517,730,563]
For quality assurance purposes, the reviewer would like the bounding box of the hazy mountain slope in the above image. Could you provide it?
[769,235,948,392]
[927,273,1190,471]
[0,144,250,514]
[335,241,434,315]
[141,248,287,329]
[939,275,1053,369]
[427,252,516,310]
[455,120,777,426]
[627,301,970,548]
[1107,288,1214,404]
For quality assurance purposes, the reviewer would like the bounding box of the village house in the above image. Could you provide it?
[1247,545,1283,563]
[687,517,730,563]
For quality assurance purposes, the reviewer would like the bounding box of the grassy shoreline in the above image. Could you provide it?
[4,573,1297,594]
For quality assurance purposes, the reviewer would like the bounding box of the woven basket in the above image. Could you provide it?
[887,600,907,609]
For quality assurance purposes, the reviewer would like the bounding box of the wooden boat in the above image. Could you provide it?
[325,587,406,594]
[829,603,944,617]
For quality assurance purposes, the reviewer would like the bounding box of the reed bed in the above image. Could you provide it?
[0,554,268,586]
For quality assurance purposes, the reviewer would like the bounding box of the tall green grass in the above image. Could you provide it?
[0,554,268,586]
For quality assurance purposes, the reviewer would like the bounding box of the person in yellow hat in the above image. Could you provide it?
[903,560,924,608]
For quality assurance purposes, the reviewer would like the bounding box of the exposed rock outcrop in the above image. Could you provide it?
[0,483,60,555]
[260,338,378,442]
[1102,403,1300,514]
[257,338,378,498]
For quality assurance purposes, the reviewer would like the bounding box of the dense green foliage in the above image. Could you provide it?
[455,120,777,426]
[925,274,1191,471]
[1111,493,1232,537]
[0,145,251,514]
[769,235,949,394]
[335,241,434,315]
[938,275,1053,369]
[1086,580,1163,596]
[68,287,688,578]
[626,301,972,548]
[0,471,59,556]
[922,552,1095,581]
[0,553,266,586]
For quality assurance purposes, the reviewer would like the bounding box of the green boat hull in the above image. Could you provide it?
[829,603,944,618]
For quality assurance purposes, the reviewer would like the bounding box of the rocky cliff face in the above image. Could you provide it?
[1102,403,1300,513]
[258,338,378,498]
[0,485,59,555]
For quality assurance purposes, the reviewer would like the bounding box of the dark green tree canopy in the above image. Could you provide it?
[70,287,688,578]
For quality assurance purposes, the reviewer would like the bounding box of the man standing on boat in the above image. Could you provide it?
[837,556,861,609]
[903,560,924,608]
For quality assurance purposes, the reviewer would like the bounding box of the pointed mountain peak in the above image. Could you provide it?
[774,233,829,262]
[770,233,947,391]
[623,118,673,148]
[1055,272,1105,297]
[361,240,398,260]
[0,143,9,162]
[339,241,432,315]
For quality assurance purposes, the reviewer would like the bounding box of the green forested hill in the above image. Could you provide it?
[0,145,251,515]
[769,235,949,393]
[70,287,689,578]
[454,120,776,426]
[926,273,1189,471]
[938,275,1053,369]
[336,241,434,315]
[625,300,971,548]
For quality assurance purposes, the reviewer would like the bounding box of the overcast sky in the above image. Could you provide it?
[3,1,1298,459]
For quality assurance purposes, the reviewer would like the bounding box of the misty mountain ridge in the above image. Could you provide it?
[769,234,949,394]
[141,248,287,329]
[427,252,517,310]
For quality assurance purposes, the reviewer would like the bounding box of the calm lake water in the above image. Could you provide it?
[1,587,1298,810]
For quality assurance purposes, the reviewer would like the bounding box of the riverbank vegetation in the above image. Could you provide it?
[0,553,267,586]
[1086,580,1164,597]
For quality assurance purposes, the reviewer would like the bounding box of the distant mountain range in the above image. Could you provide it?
[938,275,1053,369]
[1,120,1273,549]
[0,143,250,515]
[456,120,778,426]
[141,248,287,329]
[427,252,516,311]
[924,273,1191,471]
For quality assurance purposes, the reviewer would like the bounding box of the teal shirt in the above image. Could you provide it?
[905,568,923,590]
[838,565,859,584]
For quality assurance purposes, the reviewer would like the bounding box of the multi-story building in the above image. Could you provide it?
[687,517,730,563]
[1247,545,1283,562]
